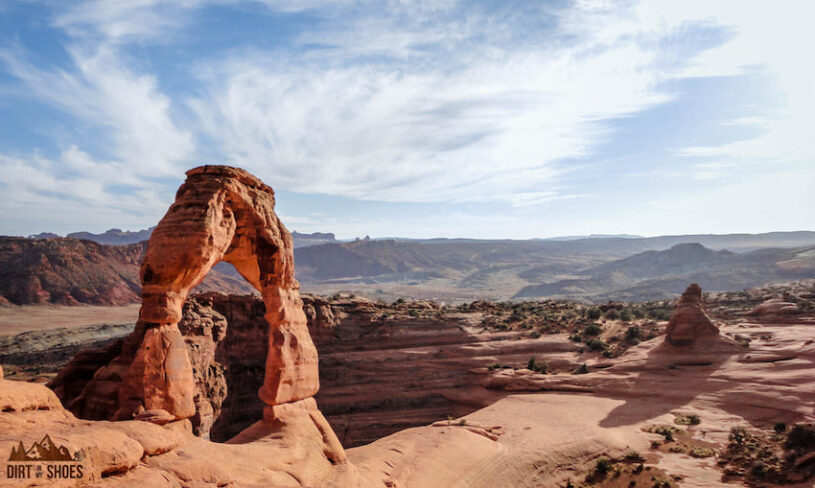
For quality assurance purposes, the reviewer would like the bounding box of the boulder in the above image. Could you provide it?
[748,297,801,318]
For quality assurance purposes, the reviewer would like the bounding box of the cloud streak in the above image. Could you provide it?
[0,0,812,237]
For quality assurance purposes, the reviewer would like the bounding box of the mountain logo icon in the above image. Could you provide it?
[7,435,82,462]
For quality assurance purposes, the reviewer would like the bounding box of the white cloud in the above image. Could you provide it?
[1,0,813,237]
[188,4,678,204]
[634,0,815,167]
[2,45,194,176]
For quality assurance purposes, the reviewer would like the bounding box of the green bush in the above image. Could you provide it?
[574,363,589,375]
[624,451,645,463]
[673,414,701,426]
[773,422,787,433]
[595,457,612,475]
[604,309,620,320]
[586,338,608,351]
[584,323,603,336]
[620,309,633,322]
[527,357,549,373]
[586,307,602,320]
[625,325,642,341]
[785,423,815,451]
[729,426,750,444]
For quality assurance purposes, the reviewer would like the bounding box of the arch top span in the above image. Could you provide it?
[117,165,318,421]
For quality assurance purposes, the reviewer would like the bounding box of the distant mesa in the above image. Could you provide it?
[66,227,155,245]
[28,227,335,249]
[665,283,720,346]
[26,232,60,239]
[27,228,154,245]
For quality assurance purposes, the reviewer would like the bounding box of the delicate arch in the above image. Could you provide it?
[110,165,317,420]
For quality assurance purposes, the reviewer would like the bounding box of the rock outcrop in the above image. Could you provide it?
[748,297,801,319]
[0,236,254,306]
[665,283,719,346]
[53,165,342,461]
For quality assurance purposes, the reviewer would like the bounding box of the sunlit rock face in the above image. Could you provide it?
[665,283,720,346]
[55,167,331,449]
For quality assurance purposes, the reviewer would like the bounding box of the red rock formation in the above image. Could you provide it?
[748,297,801,319]
[665,283,719,346]
[62,167,332,454]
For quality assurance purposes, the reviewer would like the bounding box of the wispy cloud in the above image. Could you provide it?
[188,2,682,204]
[0,0,812,237]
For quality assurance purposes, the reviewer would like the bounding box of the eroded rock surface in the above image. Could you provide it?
[65,166,320,427]
[42,165,344,474]
[665,283,720,346]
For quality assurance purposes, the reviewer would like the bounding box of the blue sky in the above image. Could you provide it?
[0,0,813,239]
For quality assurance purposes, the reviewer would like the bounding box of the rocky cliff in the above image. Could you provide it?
[0,236,255,306]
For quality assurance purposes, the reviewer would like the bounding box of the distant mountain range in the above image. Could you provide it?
[6,230,815,304]
[28,228,155,245]
[514,242,815,301]
[27,228,336,249]
[0,237,254,306]
[291,231,815,300]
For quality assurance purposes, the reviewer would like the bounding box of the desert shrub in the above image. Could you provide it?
[530,331,541,339]
[584,323,603,336]
[729,426,750,444]
[574,363,589,375]
[394,297,405,305]
[586,307,602,320]
[601,349,613,358]
[750,461,767,478]
[586,338,608,351]
[625,325,642,341]
[688,447,715,458]
[408,309,420,317]
[624,451,645,462]
[774,422,787,433]
[632,307,646,319]
[620,309,633,321]
[643,425,682,442]
[785,423,815,451]
[570,333,582,343]
[673,414,701,426]
[594,457,612,475]
[527,357,549,373]
[605,309,621,320]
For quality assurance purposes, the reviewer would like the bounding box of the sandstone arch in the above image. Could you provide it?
[72,166,319,424]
